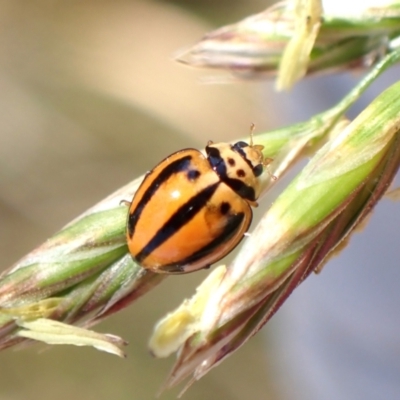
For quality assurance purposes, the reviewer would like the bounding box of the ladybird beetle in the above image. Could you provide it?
[126,135,269,274]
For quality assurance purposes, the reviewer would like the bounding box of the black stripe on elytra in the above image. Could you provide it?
[127,154,193,238]
[161,210,248,272]
[227,179,256,201]
[206,145,256,201]
[135,181,220,263]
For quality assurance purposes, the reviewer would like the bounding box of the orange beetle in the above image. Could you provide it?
[126,138,269,274]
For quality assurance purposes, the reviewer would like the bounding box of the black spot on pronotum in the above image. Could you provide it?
[187,169,201,181]
[227,157,235,167]
[206,145,223,171]
[232,141,262,176]
[233,141,248,149]
[220,202,231,215]
[206,142,256,201]
[253,164,263,177]
[231,142,248,161]
[237,169,246,178]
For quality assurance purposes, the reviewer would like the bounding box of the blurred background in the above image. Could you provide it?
[1,1,400,400]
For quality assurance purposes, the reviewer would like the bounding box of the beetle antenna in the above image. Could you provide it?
[249,123,255,146]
